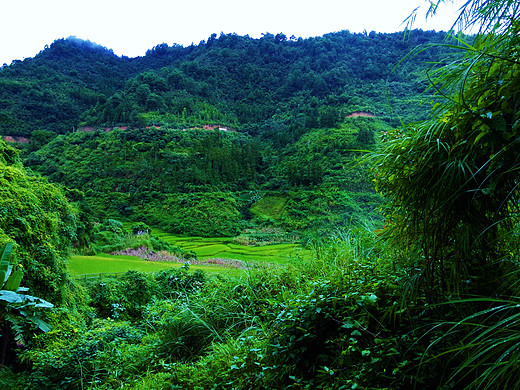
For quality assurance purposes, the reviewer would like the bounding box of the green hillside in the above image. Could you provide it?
[1,30,451,238]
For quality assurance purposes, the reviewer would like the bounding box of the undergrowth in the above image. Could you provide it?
[5,225,508,389]
[6,226,437,389]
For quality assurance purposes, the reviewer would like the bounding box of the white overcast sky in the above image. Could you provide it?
[1,0,464,66]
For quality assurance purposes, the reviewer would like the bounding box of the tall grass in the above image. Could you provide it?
[420,296,520,389]
[296,222,383,280]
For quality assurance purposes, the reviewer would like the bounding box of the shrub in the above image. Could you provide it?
[139,192,243,237]
[0,366,28,390]
[89,218,186,257]
[25,319,149,389]
[131,222,150,235]
[84,270,156,320]
[154,268,205,298]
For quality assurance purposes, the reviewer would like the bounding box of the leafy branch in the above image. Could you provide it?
[0,242,53,365]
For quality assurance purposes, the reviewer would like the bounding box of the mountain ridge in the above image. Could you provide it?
[0,29,450,138]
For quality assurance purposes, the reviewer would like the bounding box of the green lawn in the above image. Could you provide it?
[68,253,242,277]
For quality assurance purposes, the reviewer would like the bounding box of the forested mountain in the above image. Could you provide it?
[0,30,456,237]
[0,30,448,138]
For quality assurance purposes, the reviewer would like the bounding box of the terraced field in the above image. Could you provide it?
[152,228,311,265]
[69,253,182,277]
[68,228,312,277]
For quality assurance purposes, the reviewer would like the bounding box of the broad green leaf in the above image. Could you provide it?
[4,270,23,292]
[491,115,507,134]
[0,290,25,304]
[19,311,53,332]
[0,265,7,286]
[0,243,14,287]
[0,243,13,263]
[474,130,488,144]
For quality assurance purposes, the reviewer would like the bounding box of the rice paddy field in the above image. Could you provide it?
[68,228,312,278]
[152,229,310,265]
[68,253,242,278]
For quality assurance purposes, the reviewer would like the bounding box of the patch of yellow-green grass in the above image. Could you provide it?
[152,233,231,248]
[85,224,310,276]
[128,372,173,390]
[155,234,310,265]
[68,254,173,276]
[195,244,235,257]
[250,195,288,220]
[228,243,298,252]
[179,233,308,264]
[118,227,312,266]
[212,251,307,265]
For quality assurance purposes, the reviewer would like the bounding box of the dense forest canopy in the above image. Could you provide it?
[0,29,448,137]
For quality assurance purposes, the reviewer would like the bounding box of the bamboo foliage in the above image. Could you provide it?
[375,1,520,387]
[373,1,520,297]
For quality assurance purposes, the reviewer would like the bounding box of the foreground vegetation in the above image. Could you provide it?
[4,228,427,390]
